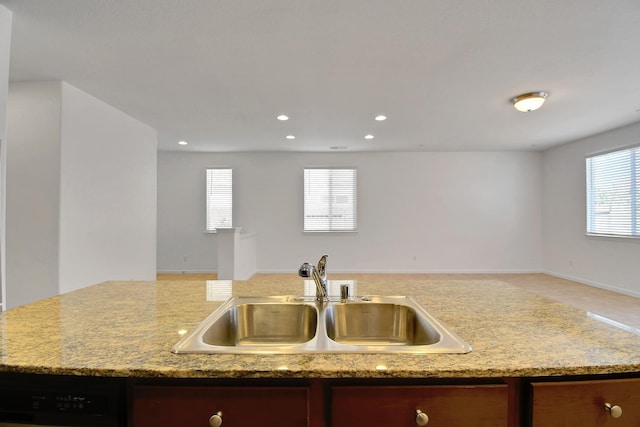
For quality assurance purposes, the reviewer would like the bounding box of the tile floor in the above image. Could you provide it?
[156,272,640,331]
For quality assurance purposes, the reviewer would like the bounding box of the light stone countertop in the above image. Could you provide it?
[1,277,639,379]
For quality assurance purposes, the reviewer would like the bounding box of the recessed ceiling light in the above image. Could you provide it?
[512,91,549,112]
[286,135,295,140]
[177,140,188,145]
[364,134,375,140]
[374,115,387,121]
[277,114,289,121]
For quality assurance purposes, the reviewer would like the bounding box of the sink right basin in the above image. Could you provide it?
[324,302,441,346]
[322,296,472,354]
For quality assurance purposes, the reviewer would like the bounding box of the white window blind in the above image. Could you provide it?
[206,168,232,232]
[586,145,639,237]
[304,168,357,232]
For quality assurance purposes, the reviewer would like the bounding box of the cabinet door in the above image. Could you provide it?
[331,385,508,427]
[133,385,309,426]
[531,378,640,426]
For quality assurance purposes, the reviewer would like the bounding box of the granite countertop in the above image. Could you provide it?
[1,276,640,379]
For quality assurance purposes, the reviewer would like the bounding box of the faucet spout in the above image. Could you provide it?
[317,254,328,287]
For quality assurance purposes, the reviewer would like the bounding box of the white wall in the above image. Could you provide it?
[58,82,157,294]
[0,4,12,310]
[0,5,9,137]
[158,151,543,274]
[6,81,157,308]
[543,121,640,297]
[6,81,62,307]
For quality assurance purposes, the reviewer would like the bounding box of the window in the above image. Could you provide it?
[304,168,357,232]
[586,145,639,237]
[206,168,232,232]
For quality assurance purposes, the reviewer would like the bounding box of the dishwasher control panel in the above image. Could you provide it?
[0,374,124,427]
[0,390,109,414]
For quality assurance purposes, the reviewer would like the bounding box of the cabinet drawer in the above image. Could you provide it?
[133,385,309,426]
[531,378,640,426]
[331,385,508,427]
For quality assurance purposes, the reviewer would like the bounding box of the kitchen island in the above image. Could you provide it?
[1,276,640,426]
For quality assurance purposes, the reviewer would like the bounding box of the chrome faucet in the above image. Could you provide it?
[298,254,328,302]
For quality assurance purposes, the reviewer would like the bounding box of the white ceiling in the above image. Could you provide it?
[2,0,640,153]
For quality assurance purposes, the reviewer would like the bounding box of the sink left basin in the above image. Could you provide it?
[172,296,319,354]
[203,302,318,346]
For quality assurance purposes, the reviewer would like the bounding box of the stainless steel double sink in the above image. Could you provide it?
[172,296,471,354]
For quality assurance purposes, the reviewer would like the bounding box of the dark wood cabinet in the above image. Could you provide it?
[331,385,509,427]
[531,378,640,426]
[130,376,640,427]
[133,385,309,426]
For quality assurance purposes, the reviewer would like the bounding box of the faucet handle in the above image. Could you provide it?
[340,284,350,302]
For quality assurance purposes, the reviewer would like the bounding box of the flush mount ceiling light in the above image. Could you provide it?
[374,115,387,121]
[285,135,295,140]
[364,134,375,140]
[277,114,289,121]
[512,91,549,112]
[177,140,188,146]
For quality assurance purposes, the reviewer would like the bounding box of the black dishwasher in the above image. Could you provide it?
[0,373,126,427]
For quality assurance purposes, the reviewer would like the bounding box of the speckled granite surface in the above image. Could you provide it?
[1,277,639,379]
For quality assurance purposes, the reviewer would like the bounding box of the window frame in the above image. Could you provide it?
[585,144,639,239]
[303,167,358,233]
[205,168,233,233]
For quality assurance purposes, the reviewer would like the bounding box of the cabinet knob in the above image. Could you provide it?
[604,403,623,418]
[415,409,429,426]
[209,411,223,427]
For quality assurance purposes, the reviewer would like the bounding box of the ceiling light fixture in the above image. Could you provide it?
[512,91,549,112]
[374,115,387,121]
[286,135,295,140]
[277,114,289,121]
[177,140,188,145]
[365,134,375,140]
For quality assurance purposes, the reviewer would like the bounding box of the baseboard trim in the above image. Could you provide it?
[158,268,545,275]
[254,268,544,274]
[544,270,640,299]
[156,269,217,274]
